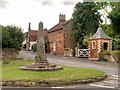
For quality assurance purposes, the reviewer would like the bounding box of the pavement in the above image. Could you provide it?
[17,50,120,89]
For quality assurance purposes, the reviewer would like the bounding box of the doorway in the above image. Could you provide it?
[53,42,56,52]
[103,42,108,50]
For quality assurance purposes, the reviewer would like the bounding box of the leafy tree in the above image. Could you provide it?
[108,2,120,34]
[2,25,24,50]
[101,24,120,50]
[100,24,113,37]
[0,25,2,48]
[72,2,108,48]
[107,2,120,50]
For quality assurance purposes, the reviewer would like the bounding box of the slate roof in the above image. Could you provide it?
[48,20,69,33]
[89,27,112,40]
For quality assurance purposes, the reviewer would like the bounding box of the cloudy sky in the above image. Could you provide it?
[0,0,82,32]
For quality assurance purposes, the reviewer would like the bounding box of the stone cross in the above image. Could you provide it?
[20,22,63,71]
[34,22,48,66]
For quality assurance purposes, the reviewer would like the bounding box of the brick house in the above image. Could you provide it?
[48,14,76,56]
[89,27,112,60]
[26,23,49,52]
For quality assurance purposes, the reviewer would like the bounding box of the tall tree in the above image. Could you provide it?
[107,2,120,50]
[2,25,24,50]
[72,2,107,48]
[108,2,120,34]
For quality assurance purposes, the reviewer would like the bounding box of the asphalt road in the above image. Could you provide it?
[19,50,118,75]
[17,50,119,89]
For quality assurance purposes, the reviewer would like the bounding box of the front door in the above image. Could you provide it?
[53,42,56,52]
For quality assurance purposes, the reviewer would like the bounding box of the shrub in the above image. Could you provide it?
[32,44,37,52]
[2,25,24,50]
[99,50,120,62]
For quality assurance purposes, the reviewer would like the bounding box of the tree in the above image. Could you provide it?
[2,25,24,50]
[108,2,120,34]
[107,2,120,50]
[100,24,113,37]
[72,2,107,48]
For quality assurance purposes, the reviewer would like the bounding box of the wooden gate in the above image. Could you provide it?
[75,48,89,58]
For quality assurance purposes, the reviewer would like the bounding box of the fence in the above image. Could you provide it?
[75,48,89,58]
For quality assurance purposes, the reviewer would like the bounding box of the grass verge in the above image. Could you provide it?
[2,59,106,82]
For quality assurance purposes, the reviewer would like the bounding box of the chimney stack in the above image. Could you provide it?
[59,13,66,23]
[28,22,31,30]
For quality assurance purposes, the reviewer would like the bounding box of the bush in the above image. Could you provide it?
[2,25,24,50]
[99,50,120,62]
[32,44,37,52]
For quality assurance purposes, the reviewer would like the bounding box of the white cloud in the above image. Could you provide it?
[0,0,80,32]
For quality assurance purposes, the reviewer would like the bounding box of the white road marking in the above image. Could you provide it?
[109,77,118,80]
[111,74,119,78]
[51,87,64,88]
[89,84,115,88]
[104,81,114,84]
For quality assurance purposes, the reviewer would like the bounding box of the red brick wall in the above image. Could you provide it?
[89,39,112,60]
[48,29,64,55]
[89,40,99,59]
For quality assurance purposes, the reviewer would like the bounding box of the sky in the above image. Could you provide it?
[0,0,82,32]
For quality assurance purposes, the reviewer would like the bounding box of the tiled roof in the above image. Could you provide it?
[48,20,69,33]
[28,30,38,36]
[27,30,37,42]
[30,35,37,41]
[89,27,112,40]
[27,29,48,42]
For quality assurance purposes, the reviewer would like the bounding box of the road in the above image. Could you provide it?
[18,50,119,89]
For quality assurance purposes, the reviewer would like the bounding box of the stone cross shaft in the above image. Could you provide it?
[36,22,47,61]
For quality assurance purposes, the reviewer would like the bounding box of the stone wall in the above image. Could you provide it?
[2,48,19,59]
[64,48,74,57]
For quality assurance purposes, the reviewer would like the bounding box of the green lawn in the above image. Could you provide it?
[2,59,105,82]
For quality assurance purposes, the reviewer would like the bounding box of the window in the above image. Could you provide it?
[58,31,61,36]
[58,41,61,47]
[92,41,96,49]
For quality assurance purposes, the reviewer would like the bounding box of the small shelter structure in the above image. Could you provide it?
[89,27,112,60]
